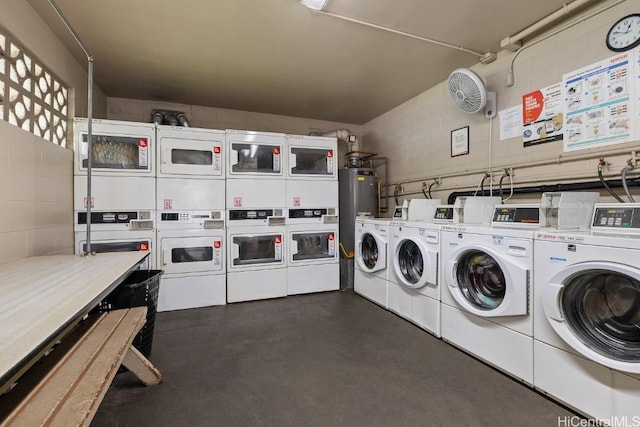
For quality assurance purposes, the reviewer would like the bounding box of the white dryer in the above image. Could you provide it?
[75,229,155,270]
[533,203,640,419]
[441,223,534,385]
[156,126,224,179]
[156,228,226,312]
[287,223,339,295]
[226,221,287,303]
[354,218,390,308]
[388,220,440,336]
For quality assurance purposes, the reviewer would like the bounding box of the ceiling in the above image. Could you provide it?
[27,0,592,125]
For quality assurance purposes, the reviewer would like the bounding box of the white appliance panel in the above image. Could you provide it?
[287,263,339,295]
[442,304,533,385]
[226,179,286,209]
[412,293,440,337]
[74,175,155,211]
[286,180,338,209]
[388,283,412,320]
[157,274,226,311]
[74,118,155,176]
[354,270,388,309]
[157,178,225,211]
[157,126,224,178]
[227,269,287,303]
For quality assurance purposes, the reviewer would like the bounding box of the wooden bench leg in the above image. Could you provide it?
[121,345,163,386]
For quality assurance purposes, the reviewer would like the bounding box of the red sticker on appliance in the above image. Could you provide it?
[83,197,94,208]
[273,147,280,154]
[213,146,221,154]
[275,236,282,244]
[139,242,149,251]
[234,197,242,207]
[138,138,148,147]
[214,240,222,249]
[293,197,301,207]
[164,199,173,209]
[327,150,333,158]
[328,233,335,240]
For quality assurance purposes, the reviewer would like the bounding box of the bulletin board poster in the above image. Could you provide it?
[562,51,636,152]
[522,83,563,147]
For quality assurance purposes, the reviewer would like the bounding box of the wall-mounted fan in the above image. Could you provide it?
[447,68,496,119]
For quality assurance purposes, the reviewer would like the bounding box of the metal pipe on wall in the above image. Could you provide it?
[48,0,95,255]
[388,146,640,188]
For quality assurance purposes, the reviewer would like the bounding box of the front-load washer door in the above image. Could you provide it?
[543,261,640,373]
[447,245,528,317]
[356,232,386,273]
[160,236,224,275]
[393,236,437,289]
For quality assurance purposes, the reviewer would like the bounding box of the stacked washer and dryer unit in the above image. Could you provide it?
[225,130,288,303]
[285,135,339,295]
[73,118,156,269]
[155,126,226,311]
[534,203,640,420]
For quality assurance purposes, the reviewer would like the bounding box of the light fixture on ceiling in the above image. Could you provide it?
[299,0,496,64]
[300,0,328,11]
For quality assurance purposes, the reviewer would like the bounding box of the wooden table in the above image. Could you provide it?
[0,252,148,393]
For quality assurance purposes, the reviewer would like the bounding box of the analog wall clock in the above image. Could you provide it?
[606,14,640,52]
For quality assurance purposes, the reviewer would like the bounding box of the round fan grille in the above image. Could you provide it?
[447,68,487,114]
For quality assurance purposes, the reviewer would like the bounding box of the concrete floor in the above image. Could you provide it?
[94,290,574,426]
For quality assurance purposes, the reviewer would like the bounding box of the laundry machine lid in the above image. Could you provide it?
[356,231,386,273]
[447,244,528,317]
[543,261,640,373]
[393,236,436,289]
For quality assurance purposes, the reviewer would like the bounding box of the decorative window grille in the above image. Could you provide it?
[0,28,69,147]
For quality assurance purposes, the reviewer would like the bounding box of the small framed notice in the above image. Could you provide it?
[451,126,469,157]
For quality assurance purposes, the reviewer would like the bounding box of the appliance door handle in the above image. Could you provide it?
[543,282,564,321]
[162,248,171,266]
[162,148,170,164]
[448,260,458,288]
[289,152,296,170]
[291,239,298,257]
[231,148,239,169]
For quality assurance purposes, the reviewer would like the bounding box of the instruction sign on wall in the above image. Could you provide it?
[562,49,638,152]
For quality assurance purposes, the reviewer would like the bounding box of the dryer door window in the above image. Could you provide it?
[455,250,506,310]
[292,232,335,261]
[171,247,213,263]
[171,149,213,166]
[231,143,280,174]
[397,240,423,285]
[233,235,282,266]
[360,233,379,270]
[290,148,333,176]
[81,133,149,170]
[561,270,640,362]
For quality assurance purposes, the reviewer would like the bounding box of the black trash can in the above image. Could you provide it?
[98,270,162,359]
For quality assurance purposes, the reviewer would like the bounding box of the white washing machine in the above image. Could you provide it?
[75,229,155,270]
[287,222,339,295]
[534,203,640,419]
[226,214,287,303]
[354,218,390,308]
[74,118,155,177]
[388,220,440,336]
[156,228,226,311]
[441,223,534,385]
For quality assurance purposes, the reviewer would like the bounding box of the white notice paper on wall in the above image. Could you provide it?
[498,105,523,140]
[562,49,638,151]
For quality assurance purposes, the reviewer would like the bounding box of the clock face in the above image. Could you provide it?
[607,14,640,52]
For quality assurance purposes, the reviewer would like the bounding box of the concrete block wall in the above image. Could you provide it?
[0,0,108,264]
[362,0,639,210]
